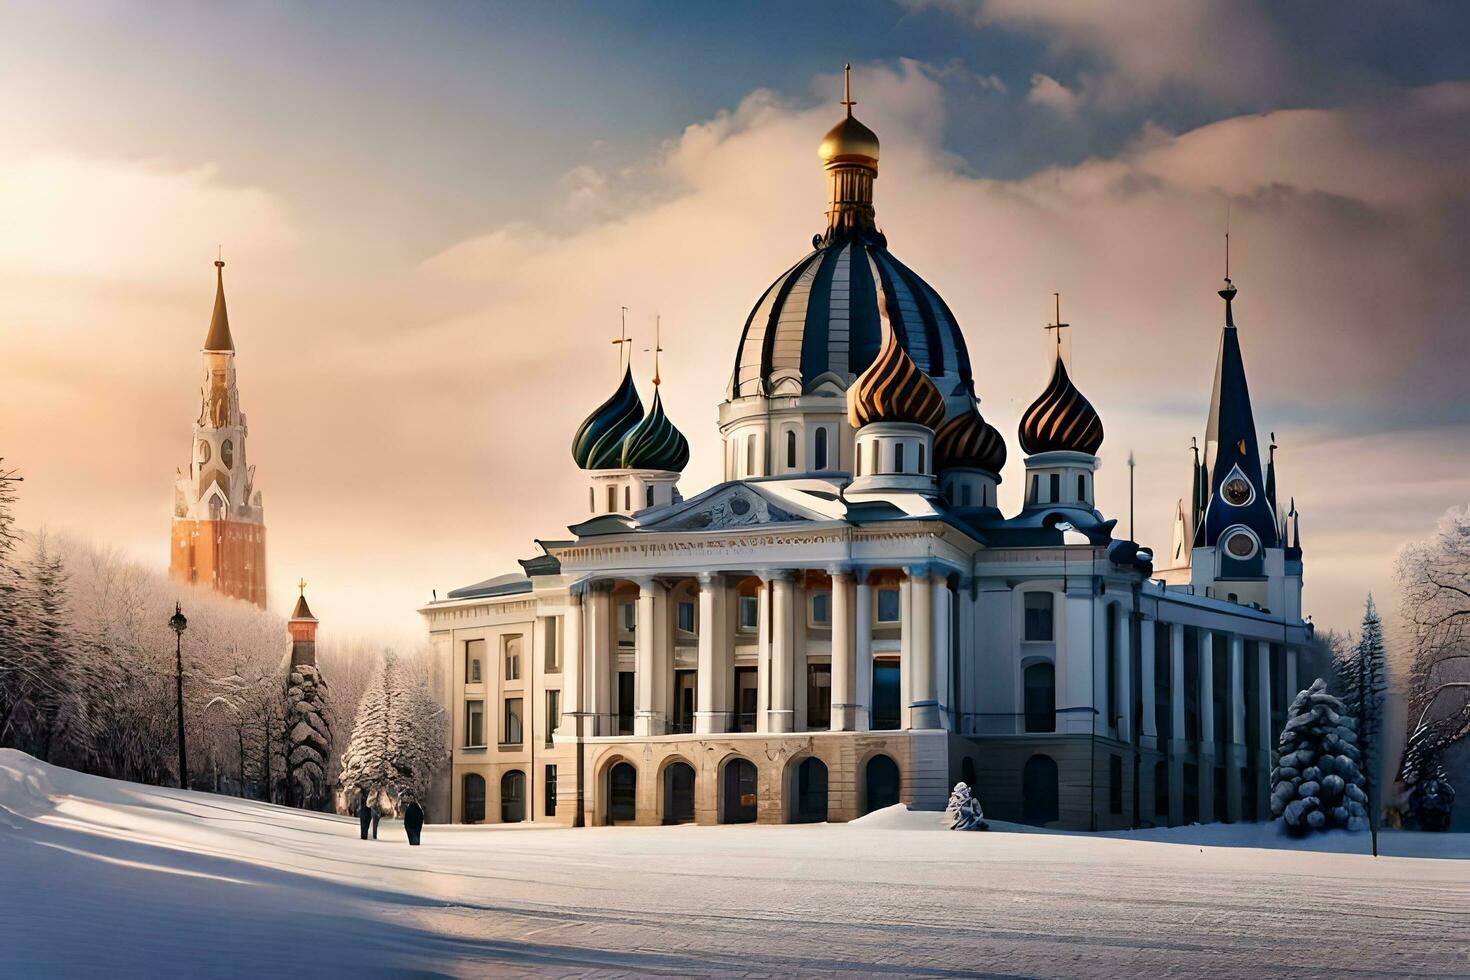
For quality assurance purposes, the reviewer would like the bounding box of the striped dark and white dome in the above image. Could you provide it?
[728,234,973,402]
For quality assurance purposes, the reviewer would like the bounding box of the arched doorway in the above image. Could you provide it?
[792,757,828,823]
[463,773,486,824]
[1022,754,1059,826]
[863,754,900,814]
[609,761,637,823]
[720,757,758,824]
[663,761,696,824]
[500,770,525,823]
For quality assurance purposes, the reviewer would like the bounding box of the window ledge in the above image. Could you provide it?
[498,742,524,751]
[462,744,488,752]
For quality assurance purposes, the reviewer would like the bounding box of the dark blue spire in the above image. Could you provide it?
[1198,280,1280,556]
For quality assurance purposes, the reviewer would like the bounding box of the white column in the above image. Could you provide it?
[756,576,771,734]
[695,572,720,734]
[1140,618,1158,749]
[1255,641,1273,821]
[1285,646,1299,707]
[908,566,939,729]
[1114,607,1133,743]
[1227,633,1245,822]
[634,578,660,736]
[1198,629,1216,821]
[933,575,952,730]
[561,589,584,735]
[769,572,795,733]
[829,567,854,732]
[586,584,611,736]
[1168,623,1186,826]
[854,570,872,732]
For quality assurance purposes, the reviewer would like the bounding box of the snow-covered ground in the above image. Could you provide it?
[2,750,1466,979]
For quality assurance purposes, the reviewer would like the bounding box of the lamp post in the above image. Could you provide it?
[170,601,189,789]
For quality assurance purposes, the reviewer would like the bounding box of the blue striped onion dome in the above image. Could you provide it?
[1018,356,1104,455]
[620,389,690,472]
[571,367,644,469]
[935,402,1007,474]
[847,320,946,429]
[728,231,973,401]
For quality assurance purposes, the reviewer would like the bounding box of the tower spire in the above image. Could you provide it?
[842,62,855,117]
[204,255,235,352]
[1219,202,1237,327]
[818,62,881,244]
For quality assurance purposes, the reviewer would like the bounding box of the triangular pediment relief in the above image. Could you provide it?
[646,483,806,531]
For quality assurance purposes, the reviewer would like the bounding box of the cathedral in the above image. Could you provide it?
[420,72,1311,831]
[169,259,268,607]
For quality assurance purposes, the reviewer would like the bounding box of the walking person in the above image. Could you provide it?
[404,799,424,846]
[357,788,372,841]
[370,793,381,840]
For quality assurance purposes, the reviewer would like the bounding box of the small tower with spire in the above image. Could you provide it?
[288,578,319,668]
[169,256,268,606]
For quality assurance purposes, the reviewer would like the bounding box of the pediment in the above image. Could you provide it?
[648,483,804,531]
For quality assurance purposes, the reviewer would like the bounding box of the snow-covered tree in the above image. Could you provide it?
[1350,596,1388,851]
[285,663,332,810]
[1395,505,1470,812]
[945,781,988,831]
[338,650,446,812]
[1270,677,1370,834]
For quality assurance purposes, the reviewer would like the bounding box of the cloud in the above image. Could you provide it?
[1026,73,1080,115]
[4,63,1466,643]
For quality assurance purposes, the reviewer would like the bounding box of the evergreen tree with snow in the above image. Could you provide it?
[1351,596,1388,853]
[285,664,333,810]
[1270,677,1370,834]
[946,781,988,831]
[338,650,446,812]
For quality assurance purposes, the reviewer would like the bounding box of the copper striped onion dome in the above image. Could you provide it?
[935,402,1007,474]
[1018,355,1104,455]
[571,366,644,469]
[620,389,690,472]
[847,322,946,430]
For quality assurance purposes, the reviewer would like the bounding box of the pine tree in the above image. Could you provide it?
[1270,677,1370,834]
[1352,596,1388,853]
[285,663,333,810]
[0,458,30,743]
[338,650,444,812]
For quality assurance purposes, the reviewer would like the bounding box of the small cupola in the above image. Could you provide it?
[571,366,644,470]
[1018,297,1105,512]
[846,295,945,495]
[935,401,1007,510]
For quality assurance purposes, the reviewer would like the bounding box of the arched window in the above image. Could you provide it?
[786,430,797,469]
[1024,661,1056,733]
[663,762,696,824]
[462,773,486,824]
[814,427,829,470]
[793,757,829,823]
[720,757,758,824]
[500,770,525,823]
[894,443,905,473]
[863,754,901,814]
[1022,754,1059,825]
[746,434,757,476]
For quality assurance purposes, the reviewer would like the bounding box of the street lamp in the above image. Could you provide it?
[170,601,189,789]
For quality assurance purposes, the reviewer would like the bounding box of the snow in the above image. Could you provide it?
[3,750,1467,979]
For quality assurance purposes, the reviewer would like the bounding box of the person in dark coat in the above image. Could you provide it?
[357,789,372,840]
[370,799,381,840]
[404,799,425,846]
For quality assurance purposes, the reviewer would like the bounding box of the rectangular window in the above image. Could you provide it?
[620,601,636,632]
[544,765,557,817]
[1030,474,1039,503]
[806,663,832,729]
[1049,473,1061,503]
[606,485,617,512]
[465,700,484,747]
[872,660,901,730]
[543,617,559,672]
[677,600,696,633]
[465,638,484,684]
[623,485,630,511]
[1024,592,1054,641]
[545,689,559,746]
[617,671,634,735]
[672,669,696,734]
[503,698,523,745]
[503,634,522,681]
[1110,754,1124,814]
[645,485,654,507]
[1077,474,1087,500]
[738,594,759,631]
[811,591,831,626]
[877,587,900,624]
[1024,661,1056,733]
[894,442,905,472]
[735,666,758,732]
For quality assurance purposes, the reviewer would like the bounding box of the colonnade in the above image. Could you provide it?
[557,565,957,740]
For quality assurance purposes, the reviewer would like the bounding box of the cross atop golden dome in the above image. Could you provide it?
[819,64,880,170]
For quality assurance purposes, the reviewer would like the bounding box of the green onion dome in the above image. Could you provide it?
[1018,355,1104,456]
[847,319,946,430]
[571,367,644,470]
[935,402,1007,474]
[620,389,690,472]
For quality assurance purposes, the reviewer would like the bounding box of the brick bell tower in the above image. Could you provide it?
[169,258,267,606]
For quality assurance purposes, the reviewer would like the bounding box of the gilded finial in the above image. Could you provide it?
[611,306,632,377]
[1044,292,1070,356]
[647,314,663,387]
[842,63,854,117]
[215,244,224,271]
[298,577,307,596]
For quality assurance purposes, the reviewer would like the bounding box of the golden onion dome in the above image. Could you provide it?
[1018,355,1104,456]
[819,112,880,170]
[935,404,1008,475]
[847,313,946,430]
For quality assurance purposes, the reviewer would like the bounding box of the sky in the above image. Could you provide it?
[2,1,1468,646]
